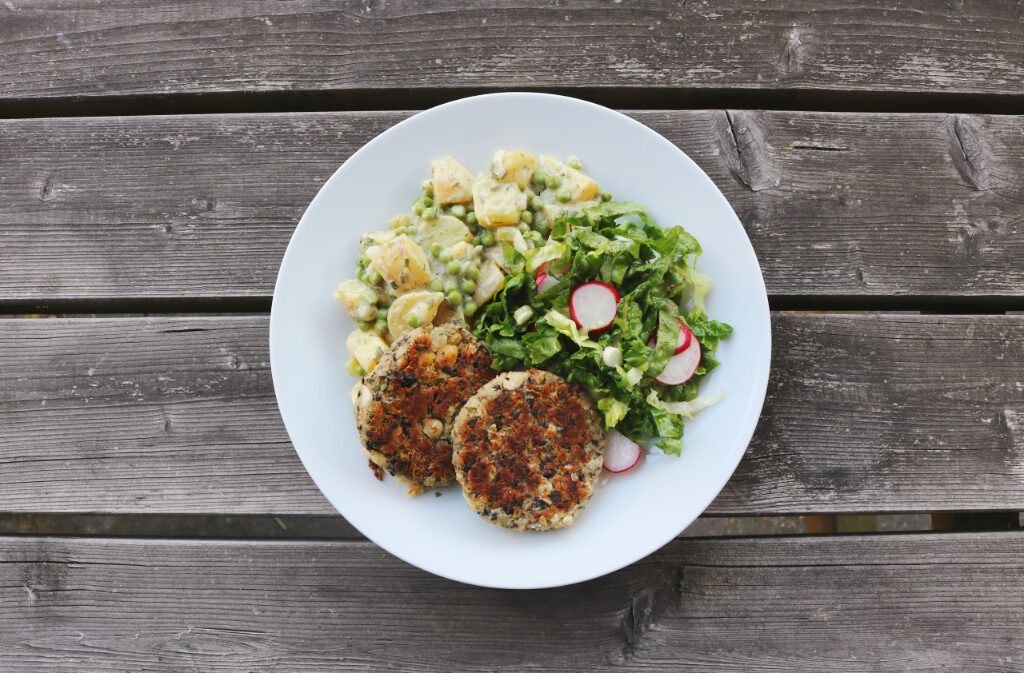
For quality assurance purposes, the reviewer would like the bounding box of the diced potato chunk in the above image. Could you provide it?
[490,150,537,190]
[389,214,410,230]
[431,158,475,206]
[473,261,506,306]
[415,214,471,251]
[537,155,600,202]
[367,234,431,293]
[387,290,445,339]
[494,226,530,253]
[536,199,600,230]
[346,331,390,374]
[485,244,507,270]
[472,178,527,228]
[361,229,398,249]
[333,279,379,322]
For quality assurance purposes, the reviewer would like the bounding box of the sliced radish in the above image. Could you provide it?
[649,317,693,355]
[569,281,620,332]
[603,429,641,473]
[653,336,702,385]
[535,266,558,293]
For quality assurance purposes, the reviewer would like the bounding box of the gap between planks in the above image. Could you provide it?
[2,88,1024,121]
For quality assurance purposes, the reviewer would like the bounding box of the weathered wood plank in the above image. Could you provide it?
[2,533,1023,672]
[2,110,1023,304]
[1,1,1022,104]
[2,314,1022,516]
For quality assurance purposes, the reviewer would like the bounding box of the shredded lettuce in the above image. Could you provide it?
[472,201,732,455]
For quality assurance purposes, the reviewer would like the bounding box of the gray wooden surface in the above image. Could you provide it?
[3,532,1023,672]
[3,110,1023,307]
[2,112,1024,307]
[2,2,1023,669]
[2,1,1022,107]
[3,314,1022,517]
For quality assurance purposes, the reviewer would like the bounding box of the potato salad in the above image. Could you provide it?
[334,151,611,377]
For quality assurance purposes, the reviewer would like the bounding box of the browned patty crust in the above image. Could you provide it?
[356,323,494,493]
[452,369,605,530]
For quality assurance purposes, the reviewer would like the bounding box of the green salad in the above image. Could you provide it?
[472,201,732,455]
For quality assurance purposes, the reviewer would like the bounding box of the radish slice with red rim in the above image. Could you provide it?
[569,281,620,332]
[649,317,693,355]
[603,429,641,472]
[535,265,558,293]
[653,336,702,385]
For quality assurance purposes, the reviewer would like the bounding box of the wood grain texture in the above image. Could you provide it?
[2,533,1023,672]
[1,1,1022,103]
[2,314,1022,517]
[2,110,1024,304]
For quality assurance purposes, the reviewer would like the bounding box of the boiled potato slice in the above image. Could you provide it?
[333,279,379,322]
[472,178,527,228]
[415,214,471,251]
[431,158,475,205]
[473,261,506,306]
[537,155,600,202]
[361,229,397,249]
[346,331,390,374]
[367,234,431,293]
[494,226,530,253]
[389,213,410,230]
[536,199,601,230]
[490,150,537,190]
[387,290,445,339]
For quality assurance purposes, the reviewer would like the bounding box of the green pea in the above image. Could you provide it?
[451,204,466,218]
[422,184,434,198]
[428,278,443,293]
[447,260,462,275]
[546,174,561,189]
[446,290,463,306]
[357,320,372,332]
[568,156,583,170]
[466,265,480,280]
[556,187,571,203]
[373,319,387,335]
[460,279,476,294]
[533,169,549,185]
[520,210,533,225]
[406,313,421,328]
[465,211,477,225]
[518,222,530,234]
[463,300,478,318]
[481,232,495,247]
[438,249,451,264]
[471,235,481,246]
[530,196,544,211]
[376,307,389,320]
[430,242,443,257]
[421,196,433,207]
[366,268,382,284]
[365,290,380,305]
[357,253,370,267]
[413,201,425,216]
[444,279,458,294]
[600,190,612,202]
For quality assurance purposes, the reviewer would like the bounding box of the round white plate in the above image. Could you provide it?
[270,93,771,589]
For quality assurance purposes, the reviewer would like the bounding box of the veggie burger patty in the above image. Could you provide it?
[451,369,606,531]
[356,323,494,495]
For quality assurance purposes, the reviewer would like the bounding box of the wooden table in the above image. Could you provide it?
[2,3,1023,671]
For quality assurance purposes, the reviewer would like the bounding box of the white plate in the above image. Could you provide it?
[270,93,771,589]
